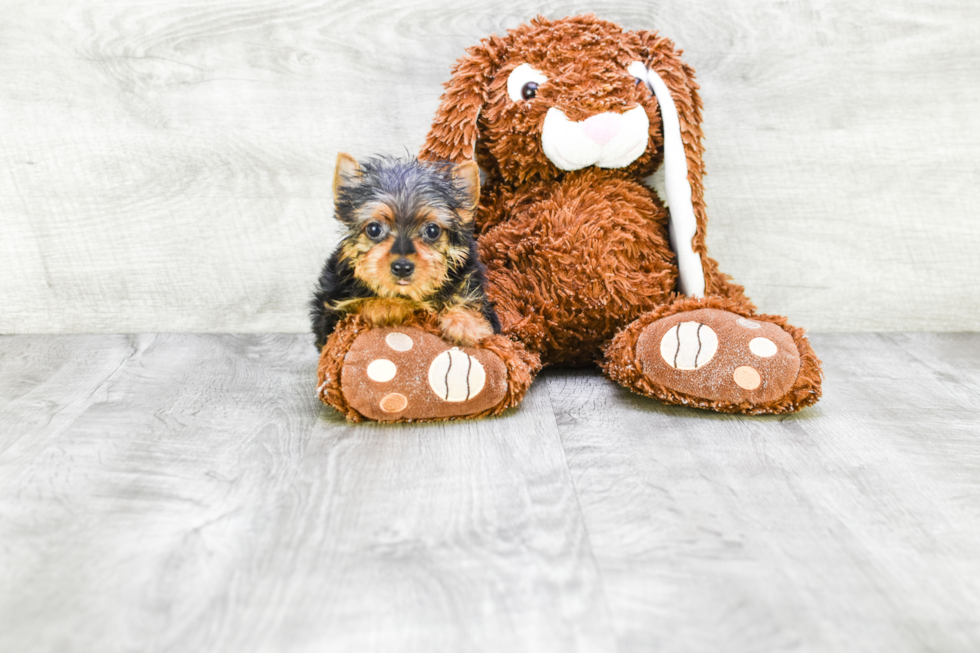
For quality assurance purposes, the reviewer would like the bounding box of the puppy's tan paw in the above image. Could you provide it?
[438,307,494,347]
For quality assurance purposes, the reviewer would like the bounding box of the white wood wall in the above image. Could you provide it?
[2,0,978,334]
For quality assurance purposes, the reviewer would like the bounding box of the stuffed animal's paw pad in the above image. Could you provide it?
[659,321,719,370]
[366,359,398,382]
[428,348,486,402]
[385,332,414,351]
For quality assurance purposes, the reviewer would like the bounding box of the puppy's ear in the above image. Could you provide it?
[420,37,506,163]
[634,31,708,299]
[333,152,362,197]
[452,160,481,222]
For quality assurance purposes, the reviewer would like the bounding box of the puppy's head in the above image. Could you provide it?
[332,153,480,301]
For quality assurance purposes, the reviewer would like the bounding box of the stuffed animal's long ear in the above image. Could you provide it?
[420,37,506,164]
[633,32,708,298]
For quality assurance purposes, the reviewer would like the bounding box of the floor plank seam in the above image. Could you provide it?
[540,373,623,653]
[879,333,980,401]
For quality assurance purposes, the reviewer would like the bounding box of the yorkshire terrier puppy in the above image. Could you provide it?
[310,153,501,351]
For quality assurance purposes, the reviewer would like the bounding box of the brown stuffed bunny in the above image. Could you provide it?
[316,14,821,421]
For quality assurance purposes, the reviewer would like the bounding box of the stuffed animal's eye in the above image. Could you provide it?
[507,63,548,103]
[422,223,442,240]
[365,222,385,240]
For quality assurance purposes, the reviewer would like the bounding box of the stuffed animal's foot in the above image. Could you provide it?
[317,315,540,422]
[602,297,822,414]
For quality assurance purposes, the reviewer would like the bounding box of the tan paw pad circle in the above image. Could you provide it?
[660,322,719,370]
[736,317,761,330]
[428,347,486,402]
[385,332,414,352]
[366,359,397,382]
[733,366,762,390]
[749,337,777,358]
[379,393,408,413]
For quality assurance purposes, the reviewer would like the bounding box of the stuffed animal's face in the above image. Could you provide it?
[473,17,665,183]
[423,14,710,297]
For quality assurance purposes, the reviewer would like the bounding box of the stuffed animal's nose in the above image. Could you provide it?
[581,112,622,146]
[390,258,415,278]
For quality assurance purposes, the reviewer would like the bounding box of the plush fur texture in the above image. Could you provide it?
[316,14,822,419]
[310,155,500,350]
[420,14,757,365]
[415,14,822,411]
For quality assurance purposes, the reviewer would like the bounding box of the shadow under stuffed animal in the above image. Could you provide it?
[317,14,822,421]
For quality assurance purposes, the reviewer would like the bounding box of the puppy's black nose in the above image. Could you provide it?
[390,258,415,278]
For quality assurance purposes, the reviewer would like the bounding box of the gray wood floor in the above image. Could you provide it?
[1,333,978,653]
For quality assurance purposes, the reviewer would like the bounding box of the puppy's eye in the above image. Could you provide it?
[507,63,548,103]
[365,222,385,240]
[422,223,442,240]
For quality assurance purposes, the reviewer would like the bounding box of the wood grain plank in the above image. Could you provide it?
[202,383,617,653]
[0,335,139,454]
[882,332,980,399]
[0,334,616,653]
[547,333,980,652]
[0,334,325,653]
[0,1,977,333]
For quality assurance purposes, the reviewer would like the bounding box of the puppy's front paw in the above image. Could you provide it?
[438,307,494,347]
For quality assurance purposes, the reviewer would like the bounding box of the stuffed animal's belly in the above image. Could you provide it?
[478,174,678,365]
